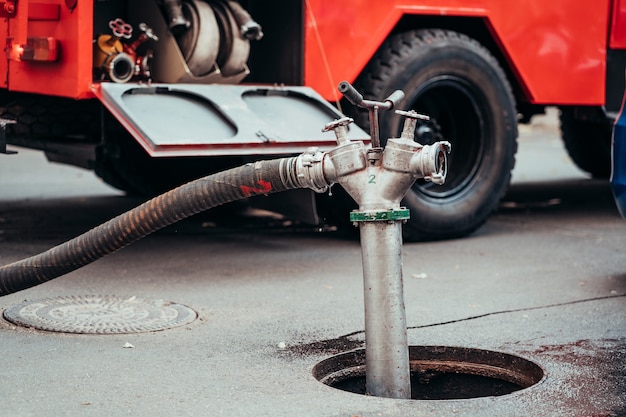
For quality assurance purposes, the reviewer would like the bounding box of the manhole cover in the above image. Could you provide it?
[3,295,197,334]
[313,345,544,400]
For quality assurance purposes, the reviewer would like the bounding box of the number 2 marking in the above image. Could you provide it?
[368,174,376,184]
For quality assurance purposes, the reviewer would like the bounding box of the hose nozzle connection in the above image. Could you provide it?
[413,141,451,184]
[280,147,328,193]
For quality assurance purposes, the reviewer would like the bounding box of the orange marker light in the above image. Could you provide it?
[6,37,59,62]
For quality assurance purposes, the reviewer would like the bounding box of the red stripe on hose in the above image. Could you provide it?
[240,180,273,197]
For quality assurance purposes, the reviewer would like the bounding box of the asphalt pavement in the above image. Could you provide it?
[0,108,624,417]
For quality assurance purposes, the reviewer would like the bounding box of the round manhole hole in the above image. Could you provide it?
[313,345,544,400]
[3,295,197,334]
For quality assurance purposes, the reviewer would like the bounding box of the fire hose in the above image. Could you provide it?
[0,157,318,296]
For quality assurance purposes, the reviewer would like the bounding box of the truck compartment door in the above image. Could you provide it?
[92,82,369,157]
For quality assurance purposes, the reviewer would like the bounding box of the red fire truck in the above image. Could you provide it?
[1,0,624,241]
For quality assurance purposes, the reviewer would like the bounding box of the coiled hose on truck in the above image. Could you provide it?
[0,157,308,296]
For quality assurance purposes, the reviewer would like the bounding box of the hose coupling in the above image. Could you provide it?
[280,147,329,193]
[102,52,135,83]
[411,141,451,184]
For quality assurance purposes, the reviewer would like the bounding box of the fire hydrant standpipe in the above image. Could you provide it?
[330,81,451,399]
[0,81,450,402]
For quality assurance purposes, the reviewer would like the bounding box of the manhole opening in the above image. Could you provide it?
[313,345,544,400]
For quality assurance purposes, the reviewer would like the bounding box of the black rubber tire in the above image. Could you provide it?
[559,106,612,178]
[347,29,518,241]
[0,91,100,141]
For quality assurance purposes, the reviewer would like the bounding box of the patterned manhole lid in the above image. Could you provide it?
[3,295,197,334]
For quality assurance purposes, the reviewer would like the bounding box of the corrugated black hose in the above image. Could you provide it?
[0,157,305,296]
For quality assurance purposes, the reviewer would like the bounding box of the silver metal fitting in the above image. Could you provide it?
[284,147,329,193]
[366,148,383,164]
[411,141,452,184]
[395,109,430,141]
[322,117,354,146]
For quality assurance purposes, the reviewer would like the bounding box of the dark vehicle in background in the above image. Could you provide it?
[612,87,626,218]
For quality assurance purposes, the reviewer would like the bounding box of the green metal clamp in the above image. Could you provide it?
[349,208,410,222]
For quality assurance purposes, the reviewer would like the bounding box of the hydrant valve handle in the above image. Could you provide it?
[139,23,159,41]
[322,117,353,132]
[109,18,133,39]
[395,109,430,121]
[322,117,354,145]
[396,110,431,141]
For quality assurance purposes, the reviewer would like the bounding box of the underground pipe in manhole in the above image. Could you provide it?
[313,345,544,400]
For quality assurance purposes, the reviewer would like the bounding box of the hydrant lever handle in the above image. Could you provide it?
[339,81,405,110]
[338,81,364,106]
[384,90,405,109]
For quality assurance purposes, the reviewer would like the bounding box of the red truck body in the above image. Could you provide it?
[4,1,623,105]
[306,0,620,106]
[2,1,624,240]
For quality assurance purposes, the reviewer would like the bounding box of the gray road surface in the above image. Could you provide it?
[0,108,624,417]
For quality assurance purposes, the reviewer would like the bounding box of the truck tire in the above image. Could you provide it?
[348,29,517,241]
[0,92,100,142]
[559,106,612,178]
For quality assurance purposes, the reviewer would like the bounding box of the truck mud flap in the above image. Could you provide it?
[92,82,369,157]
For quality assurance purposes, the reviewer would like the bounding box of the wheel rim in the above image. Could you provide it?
[403,76,491,201]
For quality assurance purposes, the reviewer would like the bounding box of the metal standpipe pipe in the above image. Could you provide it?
[322,82,451,399]
[359,218,410,398]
